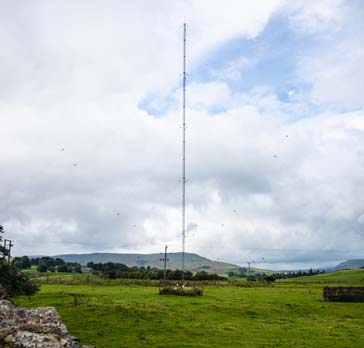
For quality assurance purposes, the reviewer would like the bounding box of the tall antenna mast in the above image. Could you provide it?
[181,23,187,284]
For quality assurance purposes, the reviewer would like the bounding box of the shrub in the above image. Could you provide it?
[0,225,39,297]
[159,286,203,296]
[0,263,39,297]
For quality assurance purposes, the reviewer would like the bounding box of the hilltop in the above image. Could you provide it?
[334,259,364,270]
[54,252,242,274]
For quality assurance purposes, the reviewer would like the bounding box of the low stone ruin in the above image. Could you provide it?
[0,299,92,348]
[323,286,364,302]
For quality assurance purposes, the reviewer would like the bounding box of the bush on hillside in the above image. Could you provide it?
[12,256,32,270]
[0,263,39,297]
[0,225,39,297]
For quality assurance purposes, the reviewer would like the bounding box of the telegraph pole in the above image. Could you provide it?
[1,239,5,261]
[160,245,169,281]
[181,23,187,285]
[247,260,254,279]
[4,239,14,263]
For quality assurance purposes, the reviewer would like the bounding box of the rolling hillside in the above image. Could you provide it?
[283,269,364,284]
[334,259,364,270]
[54,252,242,274]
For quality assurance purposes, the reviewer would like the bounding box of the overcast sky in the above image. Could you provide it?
[1,0,364,270]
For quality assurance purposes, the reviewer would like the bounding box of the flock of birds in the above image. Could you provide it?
[57,132,289,258]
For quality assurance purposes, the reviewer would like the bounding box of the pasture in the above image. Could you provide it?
[15,270,364,348]
[281,269,364,284]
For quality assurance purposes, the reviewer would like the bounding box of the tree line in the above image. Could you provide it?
[87,262,225,281]
[12,255,82,273]
[228,268,325,280]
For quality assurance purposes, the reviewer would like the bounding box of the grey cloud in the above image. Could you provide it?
[0,1,363,270]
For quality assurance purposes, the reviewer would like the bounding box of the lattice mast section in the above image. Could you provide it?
[181,23,187,284]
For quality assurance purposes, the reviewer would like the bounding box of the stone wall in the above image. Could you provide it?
[0,300,93,347]
[323,286,364,302]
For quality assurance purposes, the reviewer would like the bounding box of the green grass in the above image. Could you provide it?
[15,280,364,348]
[281,269,364,284]
[21,265,38,278]
[21,267,76,279]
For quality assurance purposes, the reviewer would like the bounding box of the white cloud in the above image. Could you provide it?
[287,0,344,34]
[358,214,364,225]
[291,1,364,110]
[0,1,363,270]
[210,56,253,82]
[185,82,232,111]
[298,42,364,109]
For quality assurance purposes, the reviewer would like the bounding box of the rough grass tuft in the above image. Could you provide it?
[159,286,203,296]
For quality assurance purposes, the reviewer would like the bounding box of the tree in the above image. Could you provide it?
[55,258,65,266]
[0,264,39,297]
[12,256,32,270]
[37,263,48,273]
[0,225,8,259]
[194,271,210,280]
[22,256,32,269]
[56,264,69,272]
[0,225,39,297]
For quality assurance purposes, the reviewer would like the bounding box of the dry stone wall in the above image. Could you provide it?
[323,286,364,302]
[0,300,93,348]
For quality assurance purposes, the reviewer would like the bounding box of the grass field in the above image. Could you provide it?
[15,270,364,348]
[281,269,364,284]
[21,265,39,278]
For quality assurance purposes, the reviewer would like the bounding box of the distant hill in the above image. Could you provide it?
[334,259,364,270]
[54,252,242,274]
[283,269,364,284]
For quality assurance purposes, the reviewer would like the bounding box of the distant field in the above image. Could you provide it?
[281,269,364,284]
[16,277,364,347]
[21,265,38,278]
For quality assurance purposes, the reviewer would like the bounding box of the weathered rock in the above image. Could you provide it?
[0,301,16,323]
[0,287,9,300]
[0,328,16,341]
[0,300,93,348]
